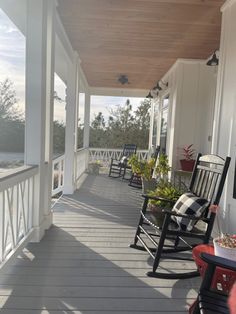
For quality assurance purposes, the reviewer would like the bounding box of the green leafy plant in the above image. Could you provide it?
[148,179,182,209]
[155,154,171,177]
[128,155,156,180]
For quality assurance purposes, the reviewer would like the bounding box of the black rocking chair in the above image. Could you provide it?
[108,144,137,178]
[130,154,231,279]
[190,253,236,314]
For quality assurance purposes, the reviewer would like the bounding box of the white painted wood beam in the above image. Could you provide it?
[64,53,80,194]
[25,0,56,241]
[83,92,91,149]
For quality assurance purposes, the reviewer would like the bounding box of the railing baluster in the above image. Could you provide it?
[0,192,4,262]
[20,182,27,236]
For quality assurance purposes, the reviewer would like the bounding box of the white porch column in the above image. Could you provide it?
[64,54,79,194]
[211,0,236,233]
[25,0,55,241]
[83,92,91,148]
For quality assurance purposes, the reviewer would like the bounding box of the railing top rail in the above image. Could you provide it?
[77,148,89,153]
[52,154,65,162]
[0,165,38,191]
[89,148,149,153]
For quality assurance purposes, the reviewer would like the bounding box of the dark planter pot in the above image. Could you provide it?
[141,178,157,194]
[180,159,195,172]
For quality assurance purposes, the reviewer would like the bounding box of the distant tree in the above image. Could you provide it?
[0,78,21,120]
[89,98,151,149]
[0,79,25,152]
[53,121,65,154]
[91,112,105,129]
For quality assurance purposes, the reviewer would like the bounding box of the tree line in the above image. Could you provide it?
[0,79,150,154]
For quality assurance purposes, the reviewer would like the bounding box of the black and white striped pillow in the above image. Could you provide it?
[172,192,209,231]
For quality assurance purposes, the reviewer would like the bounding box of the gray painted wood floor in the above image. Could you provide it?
[0,174,201,313]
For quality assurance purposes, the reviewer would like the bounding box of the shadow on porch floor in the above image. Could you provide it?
[0,174,200,313]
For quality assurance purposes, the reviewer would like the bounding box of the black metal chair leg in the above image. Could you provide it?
[130,198,148,248]
[149,215,169,274]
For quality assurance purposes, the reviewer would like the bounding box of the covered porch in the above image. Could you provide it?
[0,174,199,313]
[0,0,236,312]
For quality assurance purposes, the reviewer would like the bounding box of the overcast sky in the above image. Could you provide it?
[0,8,144,125]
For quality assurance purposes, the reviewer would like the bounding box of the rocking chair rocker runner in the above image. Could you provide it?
[130,154,231,279]
[108,144,137,178]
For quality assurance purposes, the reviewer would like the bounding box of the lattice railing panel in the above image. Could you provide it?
[89,148,149,167]
[0,167,37,263]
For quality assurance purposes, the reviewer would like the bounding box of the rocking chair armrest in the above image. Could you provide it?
[142,194,176,204]
[162,209,203,221]
[201,253,236,272]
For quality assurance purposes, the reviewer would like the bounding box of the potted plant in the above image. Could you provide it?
[211,206,236,261]
[213,234,236,261]
[179,144,196,172]
[128,155,156,193]
[147,180,182,226]
[155,154,171,179]
[88,160,101,175]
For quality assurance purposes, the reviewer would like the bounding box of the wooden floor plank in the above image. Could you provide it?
[0,174,199,313]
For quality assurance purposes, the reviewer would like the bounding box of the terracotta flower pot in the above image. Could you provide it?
[180,159,195,172]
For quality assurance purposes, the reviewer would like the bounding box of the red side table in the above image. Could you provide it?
[189,244,236,314]
[192,244,236,293]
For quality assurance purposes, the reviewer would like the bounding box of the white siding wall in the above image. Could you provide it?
[212,0,236,233]
[163,60,217,170]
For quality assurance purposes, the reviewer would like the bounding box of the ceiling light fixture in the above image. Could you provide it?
[118,74,129,85]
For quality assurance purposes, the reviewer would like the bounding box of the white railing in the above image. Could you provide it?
[0,166,38,266]
[75,148,89,181]
[89,148,149,167]
[52,155,65,197]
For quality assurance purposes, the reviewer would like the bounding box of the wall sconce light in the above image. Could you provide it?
[206,50,219,66]
[154,80,168,91]
[146,80,168,99]
[146,91,153,99]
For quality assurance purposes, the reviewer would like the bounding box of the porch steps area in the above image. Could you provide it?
[0,174,200,313]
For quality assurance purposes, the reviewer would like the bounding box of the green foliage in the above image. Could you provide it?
[155,154,171,177]
[148,180,182,208]
[0,79,24,152]
[53,121,65,153]
[0,79,151,153]
[90,98,151,149]
[128,155,156,180]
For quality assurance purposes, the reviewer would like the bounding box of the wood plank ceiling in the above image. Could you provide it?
[57,0,224,90]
